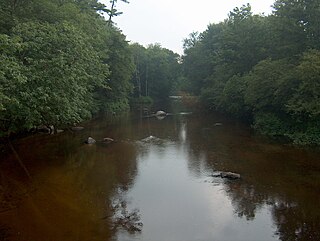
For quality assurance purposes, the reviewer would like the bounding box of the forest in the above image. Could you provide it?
[0,0,181,137]
[1,0,320,145]
[183,0,320,145]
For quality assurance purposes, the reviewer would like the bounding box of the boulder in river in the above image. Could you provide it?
[155,110,167,116]
[37,125,55,134]
[85,137,96,144]
[103,137,114,143]
[220,171,241,180]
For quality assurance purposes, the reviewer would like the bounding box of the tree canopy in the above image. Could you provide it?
[0,0,134,135]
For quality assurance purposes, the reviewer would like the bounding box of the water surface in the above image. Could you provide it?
[0,101,319,241]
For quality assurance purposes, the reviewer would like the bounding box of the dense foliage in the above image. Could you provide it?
[182,1,320,145]
[0,0,134,135]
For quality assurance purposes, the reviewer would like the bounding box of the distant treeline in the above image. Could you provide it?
[130,43,181,101]
[182,1,320,145]
[0,0,181,137]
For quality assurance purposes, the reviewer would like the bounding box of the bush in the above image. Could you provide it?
[253,111,320,145]
[253,111,289,137]
[287,120,320,145]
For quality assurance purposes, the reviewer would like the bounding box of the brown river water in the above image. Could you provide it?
[0,100,319,241]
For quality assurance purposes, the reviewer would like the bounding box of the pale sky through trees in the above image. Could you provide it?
[101,0,276,54]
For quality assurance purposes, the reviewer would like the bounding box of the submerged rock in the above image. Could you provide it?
[102,137,115,144]
[210,171,241,180]
[141,136,154,142]
[140,135,161,143]
[71,126,84,131]
[179,112,192,115]
[85,137,96,144]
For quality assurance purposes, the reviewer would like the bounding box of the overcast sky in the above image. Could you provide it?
[101,0,276,54]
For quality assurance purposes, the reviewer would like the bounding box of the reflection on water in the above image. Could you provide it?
[0,101,320,241]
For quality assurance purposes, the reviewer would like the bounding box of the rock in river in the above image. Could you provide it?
[220,171,241,180]
[103,137,114,143]
[85,137,96,144]
[155,110,167,116]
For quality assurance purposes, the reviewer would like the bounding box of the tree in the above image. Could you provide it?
[0,22,109,134]
[244,58,296,113]
[0,34,27,133]
[221,4,271,74]
[271,0,320,58]
[182,25,221,94]
[183,32,200,50]
[106,0,129,25]
[145,44,180,100]
[130,43,148,98]
[96,25,135,113]
[287,49,320,118]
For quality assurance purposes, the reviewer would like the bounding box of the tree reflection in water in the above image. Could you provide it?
[224,182,266,221]
[182,111,320,241]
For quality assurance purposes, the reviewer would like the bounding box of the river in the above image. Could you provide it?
[0,99,319,241]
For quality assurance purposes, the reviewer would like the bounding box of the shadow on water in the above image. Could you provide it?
[0,122,139,240]
[0,99,320,241]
